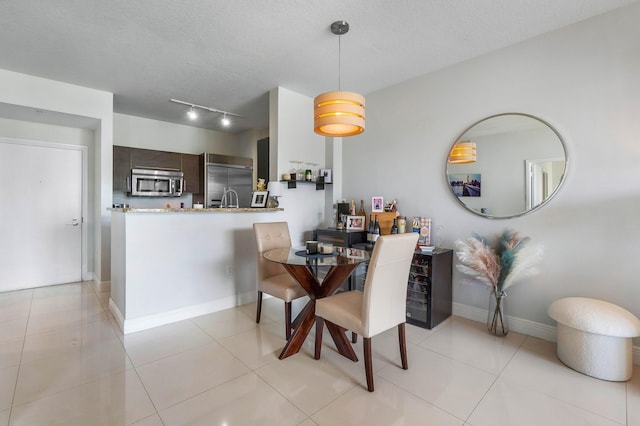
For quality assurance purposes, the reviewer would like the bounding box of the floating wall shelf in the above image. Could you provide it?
[281,180,331,191]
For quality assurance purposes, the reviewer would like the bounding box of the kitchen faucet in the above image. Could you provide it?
[220,187,239,208]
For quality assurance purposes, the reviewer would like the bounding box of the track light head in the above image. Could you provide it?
[221,114,230,127]
[187,106,198,120]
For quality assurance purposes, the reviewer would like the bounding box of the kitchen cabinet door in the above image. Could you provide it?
[181,154,200,194]
[113,145,132,191]
[131,148,181,171]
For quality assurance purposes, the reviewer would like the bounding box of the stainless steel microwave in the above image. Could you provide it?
[129,168,183,197]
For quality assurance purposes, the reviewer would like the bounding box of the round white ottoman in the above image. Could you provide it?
[548,297,640,381]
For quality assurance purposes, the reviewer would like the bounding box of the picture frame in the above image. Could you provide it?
[448,174,481,197]
[372,196,384,212]
[250,191,269,207]
[345,247,366,260]
[319,168,332,183]
[346,215,365,231]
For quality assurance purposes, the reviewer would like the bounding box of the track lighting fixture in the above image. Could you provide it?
[170,99,245,128]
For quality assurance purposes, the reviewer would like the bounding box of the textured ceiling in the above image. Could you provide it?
[0,0,636,133]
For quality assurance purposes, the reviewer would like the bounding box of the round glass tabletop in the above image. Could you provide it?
[263,247,369,267]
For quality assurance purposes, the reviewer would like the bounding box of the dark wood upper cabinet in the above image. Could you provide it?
[130,148,181,171]
[113,146,132,191]
[181,154,200,194]
[113,146,203,194]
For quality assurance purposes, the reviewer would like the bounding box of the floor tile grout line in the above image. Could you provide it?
[472,335,629,425]
[129,361,165,425]
[128,318,262,417]
[494,371,628,425]
[89,280,167,426]
[253,352,359,420]
[377,375,468,423]
[253,369,313,420]
[7,287,34,426]
[8,282,140,421]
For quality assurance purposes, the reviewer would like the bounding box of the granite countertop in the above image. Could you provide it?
[109,207,284,213]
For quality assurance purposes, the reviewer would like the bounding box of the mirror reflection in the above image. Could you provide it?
[446,113,567,218]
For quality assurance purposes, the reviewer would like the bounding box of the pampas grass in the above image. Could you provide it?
[455,230,543,293]
[455,238,500,288]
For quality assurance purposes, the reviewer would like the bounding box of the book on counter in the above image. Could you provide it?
[418,245,435,254]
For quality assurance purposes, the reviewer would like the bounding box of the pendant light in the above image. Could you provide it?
[448,141,477,164]
[314,21,365,137]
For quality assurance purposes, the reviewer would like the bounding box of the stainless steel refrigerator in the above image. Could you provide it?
[202,153,253,208]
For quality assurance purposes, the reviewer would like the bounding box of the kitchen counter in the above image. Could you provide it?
[109,207,284,213]
[109,207,285,334]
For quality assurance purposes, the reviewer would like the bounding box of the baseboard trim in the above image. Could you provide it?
[452,302,639,366]
[109,298,126,333]
[109,290,257,335]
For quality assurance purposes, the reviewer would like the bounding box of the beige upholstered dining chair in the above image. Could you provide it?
[253,222,307,339]
[314,232,419,391]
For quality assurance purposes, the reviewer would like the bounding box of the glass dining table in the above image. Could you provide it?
[263,246,370,360]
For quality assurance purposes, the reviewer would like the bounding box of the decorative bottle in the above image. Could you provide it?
[358,200,366,216]
[372,215,380,244]
[390,218,398,234]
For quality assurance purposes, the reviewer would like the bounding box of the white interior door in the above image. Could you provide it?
[0,138,84,291]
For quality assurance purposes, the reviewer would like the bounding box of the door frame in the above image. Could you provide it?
[524,157,564,211]
[0,136,88,282]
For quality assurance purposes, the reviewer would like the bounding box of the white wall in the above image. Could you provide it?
[269,87,328,244]
[342,2,640,345]
[114,113,248,155]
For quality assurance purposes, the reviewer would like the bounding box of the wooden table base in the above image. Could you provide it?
[278,262,359,361]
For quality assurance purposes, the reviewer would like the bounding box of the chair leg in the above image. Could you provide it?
[315,317,324,359]
[351,332,358,343]
[256,291,263,323]
[285,301,292,340]
[364,337,374,392]
[398,323,408,370]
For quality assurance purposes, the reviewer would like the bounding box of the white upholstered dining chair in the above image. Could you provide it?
[253,222,307,339]
[314,232,419,391]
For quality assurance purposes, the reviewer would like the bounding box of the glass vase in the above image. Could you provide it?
[487,289,509,336]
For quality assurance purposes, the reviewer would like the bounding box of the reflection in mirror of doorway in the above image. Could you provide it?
[525,158,564,210]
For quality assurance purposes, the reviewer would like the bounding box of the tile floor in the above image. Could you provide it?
[0,281,638,425]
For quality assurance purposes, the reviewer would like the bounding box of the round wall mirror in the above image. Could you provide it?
[446,113,567,219]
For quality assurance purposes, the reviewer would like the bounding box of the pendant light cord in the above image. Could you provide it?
[338,34,341,91]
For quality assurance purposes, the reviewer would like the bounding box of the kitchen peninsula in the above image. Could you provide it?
[109,207,284,334]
